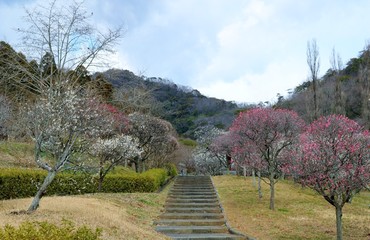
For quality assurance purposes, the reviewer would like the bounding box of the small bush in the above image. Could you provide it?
[164,163,178,177]
[102,168,167,193]
[0,220,102,240]
[178,138,197,147]
[109,166,137,175]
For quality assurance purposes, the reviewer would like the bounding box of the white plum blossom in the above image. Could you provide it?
[91,135,142,162]
[91,134,142,190]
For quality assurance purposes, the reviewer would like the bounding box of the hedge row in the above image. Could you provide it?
[0,167,170,200]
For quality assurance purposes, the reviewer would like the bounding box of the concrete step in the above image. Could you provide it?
[160,213,224,220]
[156,225,228,234]
[165,207,222,213]
[167,195,217,200]
[170,190,215,193]
[165,202,220,208]
[168,193,216,197]
[166,196,218,203]
[164,233,246,240]
[166,201,218,205]
[155,219,226,226]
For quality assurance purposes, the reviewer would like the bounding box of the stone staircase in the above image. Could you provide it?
[155,176,246,239]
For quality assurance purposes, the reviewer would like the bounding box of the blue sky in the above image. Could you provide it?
[1,0,370,103]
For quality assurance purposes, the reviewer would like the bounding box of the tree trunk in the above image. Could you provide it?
[269,173,275,210]
[98,159,104,192]
[134,158,143,173]
[243,166,247,179]
[257,170,262,200]
[98,169,104,192]
[335,205,343,240]
[252,169,256,187]
[27,170,57,213]
[313,78,318,120]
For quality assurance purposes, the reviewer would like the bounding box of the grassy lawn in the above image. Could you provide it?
[0,141,36,168]
[0,185,172,239]
[213,175,370,240]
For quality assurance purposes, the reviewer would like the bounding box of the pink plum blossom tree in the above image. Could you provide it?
[230,108,305,210]
[293,115,370,240]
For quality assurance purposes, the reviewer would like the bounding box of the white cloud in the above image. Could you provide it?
[195,59,305,103]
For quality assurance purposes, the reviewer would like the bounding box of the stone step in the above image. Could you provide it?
[164,233,246,240]
[170,190,215,193]
[156,225,228,234]
[165,207,222,213]
[167,195,218,199]
[155,219,226,226]
[171,188,214,191]
[166,198,219,203]
[165,202,220,208]
[168,193,216,197]
[160,213,224,220]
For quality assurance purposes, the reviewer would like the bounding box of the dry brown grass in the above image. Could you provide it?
[0,184,172,239]
[213,175,370,240]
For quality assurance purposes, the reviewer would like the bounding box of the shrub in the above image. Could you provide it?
[0,220,102,240]
[0,167,170,199]
[179,138,197,147]
[141,168,168,190]
[164,163,178,177]
[101,168,167,193]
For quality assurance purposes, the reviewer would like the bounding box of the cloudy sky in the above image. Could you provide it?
[1,0,370,103]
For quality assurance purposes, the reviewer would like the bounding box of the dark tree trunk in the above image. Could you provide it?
[27,170,57,213]
[257,170,262,200]
[269,173,275,210]
[335,205,343,240]
[98,170,104,192]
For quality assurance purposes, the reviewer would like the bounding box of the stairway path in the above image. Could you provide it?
[155,176,247,240]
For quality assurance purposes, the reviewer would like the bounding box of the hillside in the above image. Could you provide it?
[101,69,241,138]
[275,47,370,127]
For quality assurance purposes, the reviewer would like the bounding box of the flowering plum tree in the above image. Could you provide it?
[91,135,142,191]
[25,88,114,212]
[192,126,226,175]
[127,113,178,172]
[209,131,234,171]
[293,115,370,240]
[5,0,122,213]
[230,108,305,210]
[232,139,266,199]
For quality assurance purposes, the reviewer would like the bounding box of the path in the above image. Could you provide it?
[155,176,247,240]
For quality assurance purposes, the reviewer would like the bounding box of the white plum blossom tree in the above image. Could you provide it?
[8,0,122,213]
[127,113,178,172]
[192,126,226,175]
[25,87,114,212]
[91,135,142,191]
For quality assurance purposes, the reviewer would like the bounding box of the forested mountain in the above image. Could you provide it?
[100,69,241,138]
